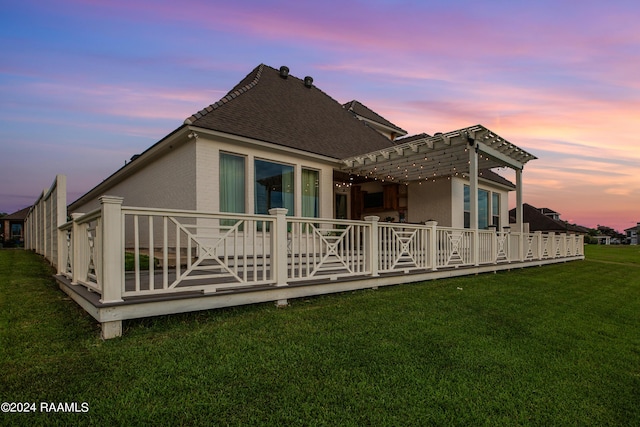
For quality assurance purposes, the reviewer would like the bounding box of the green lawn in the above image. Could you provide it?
[1,246,639,426]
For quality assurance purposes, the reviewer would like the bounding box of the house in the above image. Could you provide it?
[1,207,29,247]
[625,223,640,245]
[26,64,585,339]
[69,64,534,232]
[509,203,590,235]
[539,207,561,221]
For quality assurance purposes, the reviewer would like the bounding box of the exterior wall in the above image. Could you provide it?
[451,176,510,230]
[71,141,197,214]
[407,179,453,226]
[451,178,465,228]
[195,134,335,218]
[407,176,510,228]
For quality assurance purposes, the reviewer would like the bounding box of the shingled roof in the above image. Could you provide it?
[185,64,395,159]
[343,100,407,136]
[478,169,516,189]
[3,206,30,220]
[509,203,588,234]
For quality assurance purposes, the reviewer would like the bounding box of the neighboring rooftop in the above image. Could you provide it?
[185,64,396,159]
[510,203,589,234]
[3,206,30,220]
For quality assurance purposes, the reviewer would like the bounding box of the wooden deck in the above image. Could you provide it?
[25,197,584,339]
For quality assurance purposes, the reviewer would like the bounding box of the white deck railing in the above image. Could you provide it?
[287,217,371,281]
[50,196,584,302]
[24,175,67,268]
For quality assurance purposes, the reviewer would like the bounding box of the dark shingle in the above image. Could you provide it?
[343,100,407,135]
[509,203,586,233]
[186,64,395,159]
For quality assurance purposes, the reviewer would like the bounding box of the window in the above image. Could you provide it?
[220,153,245,227]
[335,193,347,219]
[301,168,319,218]
[478,189,489,229]
[463,185,490,229]
[492,193,500,227]
[464,185,470,228]
[220,153,245,214]
[255,159,294,215]
[10,223,22,240]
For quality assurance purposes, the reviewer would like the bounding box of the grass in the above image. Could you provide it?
[124,252,158,271]
[1,245,639,426]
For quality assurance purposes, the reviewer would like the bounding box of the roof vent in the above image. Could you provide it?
[279,66,289,79]
[304,76,313,88]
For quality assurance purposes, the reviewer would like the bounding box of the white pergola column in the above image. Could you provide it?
[515,168,523,233]
[515,168,524,261]
[469,142,479,265]
[469,144,478,231]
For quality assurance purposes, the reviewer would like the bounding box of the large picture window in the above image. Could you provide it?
[255,159,294,215]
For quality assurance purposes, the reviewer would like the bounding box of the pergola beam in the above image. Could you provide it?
[476,140,524,170]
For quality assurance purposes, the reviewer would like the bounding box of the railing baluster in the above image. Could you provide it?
[134,215,140,292]
[149,215,154,290]
[163,216,168,289]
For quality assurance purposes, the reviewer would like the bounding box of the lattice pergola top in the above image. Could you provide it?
[340,124,537,184]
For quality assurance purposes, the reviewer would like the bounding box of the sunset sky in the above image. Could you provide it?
[1,0,638,232]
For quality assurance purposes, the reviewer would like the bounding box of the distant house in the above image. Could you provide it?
[69,64,536,232]
[625,223,640,245]
[539,207,561,221]
[1,207,29,247]
[509,203,589,235]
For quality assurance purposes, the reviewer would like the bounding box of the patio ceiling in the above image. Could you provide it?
[340,125,537,183]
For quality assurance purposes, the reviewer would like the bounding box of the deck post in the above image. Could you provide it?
[99,196,124,304]
[101,320,122,340]
[364,216,380,277]
[425,221,438,270]
[515,169,525,262]
[70,213,83,284]
[269,208,289,307]
[548,232,556,259]
[57,226,66,275]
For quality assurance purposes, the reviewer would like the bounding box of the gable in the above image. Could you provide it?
[343,100,407,139]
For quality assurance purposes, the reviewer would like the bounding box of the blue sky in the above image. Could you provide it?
[1,0,639,231]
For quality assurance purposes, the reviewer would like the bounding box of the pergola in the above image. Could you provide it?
[341,124,537,232]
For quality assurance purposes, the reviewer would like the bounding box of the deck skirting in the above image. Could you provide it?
[55,255,584,339]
